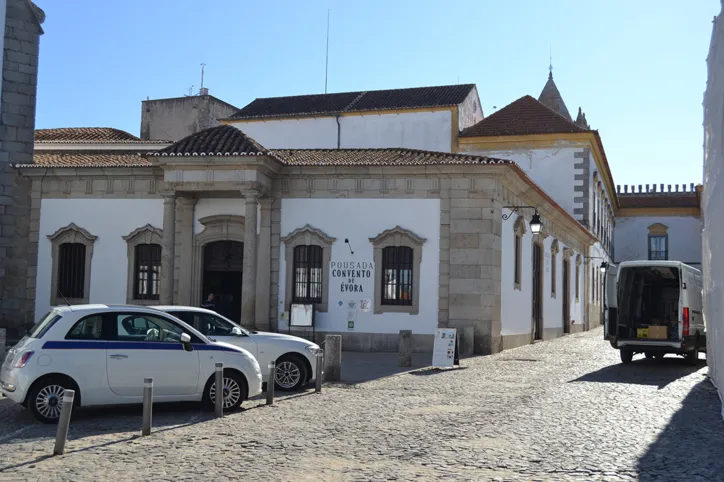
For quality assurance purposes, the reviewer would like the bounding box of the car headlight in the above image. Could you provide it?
[305,345,322,355]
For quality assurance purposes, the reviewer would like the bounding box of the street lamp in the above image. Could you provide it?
[599,261,608,274]
[502,206,542,234]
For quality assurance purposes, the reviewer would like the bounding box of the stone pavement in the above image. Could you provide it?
[0,327,722,481]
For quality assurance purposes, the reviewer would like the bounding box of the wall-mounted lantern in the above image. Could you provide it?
[585,256,609,274]
[502,206,542,235]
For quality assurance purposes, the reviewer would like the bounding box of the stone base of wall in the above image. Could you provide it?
[587,306,602,329]
[502,333,532,350]
[287,329,434,353]
[571,323,585,334]
[543,327,564,340]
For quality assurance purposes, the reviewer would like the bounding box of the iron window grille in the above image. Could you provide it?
[648,235,668,260]
[381,246,413,306]
[57,242,86,299]
[134,243,161,300]
[514,235,521,285]
[292,245,323,304]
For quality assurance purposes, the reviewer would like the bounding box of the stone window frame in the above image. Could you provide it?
[48,223,97,306]
[370,226,426,315]
[281,224,336,314]
[123,224,164,305]
[513,215,527,291]
[550,239,560,299]
[647,223,669,261]
[575,254,582,302]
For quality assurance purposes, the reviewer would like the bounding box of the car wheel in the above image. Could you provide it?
[28,376,77,424]
[203,370,247,412]
[275,354,308,392]
[620,349,634,364]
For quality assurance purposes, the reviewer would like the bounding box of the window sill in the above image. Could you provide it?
[514,282,521,291]
[374,304,418,315]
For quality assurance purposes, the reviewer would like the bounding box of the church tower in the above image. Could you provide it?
[538,70,572,121]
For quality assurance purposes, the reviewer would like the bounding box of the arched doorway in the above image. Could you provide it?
[202,240,243,323]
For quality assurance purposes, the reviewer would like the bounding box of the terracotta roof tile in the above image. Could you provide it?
[35,127,168,143]
[272,148,510,167]
[22,151,152,168]
[227,84,476,120]
[460,95,586,137]
[151,125,268,156]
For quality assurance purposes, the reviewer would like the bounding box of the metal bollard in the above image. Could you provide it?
[53,389,75,456]
[315,351,324,393]
[215,362,223,418]
[266,361,275,405]
[142,378,153,436]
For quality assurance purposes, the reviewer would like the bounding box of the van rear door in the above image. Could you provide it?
[604,264,618,340]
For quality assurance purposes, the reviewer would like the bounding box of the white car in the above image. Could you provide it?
[152,306,321,392]
[0,304,263,424]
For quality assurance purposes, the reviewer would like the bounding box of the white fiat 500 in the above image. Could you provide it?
[0,304,263,424]
[153,306,321,391]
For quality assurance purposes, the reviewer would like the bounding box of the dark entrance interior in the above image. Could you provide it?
[562,258,570,334]
[202,240,243,324]
[532,242,543,340]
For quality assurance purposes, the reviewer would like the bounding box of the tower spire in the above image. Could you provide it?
[549,46,553,79]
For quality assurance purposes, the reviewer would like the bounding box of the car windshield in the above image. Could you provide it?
[28,311,62,339]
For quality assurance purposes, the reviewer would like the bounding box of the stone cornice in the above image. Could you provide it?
[281,224,336,245]
[369,226,426,246]
[48,223,97,242]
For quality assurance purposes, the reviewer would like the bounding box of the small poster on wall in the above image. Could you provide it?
[360,299,371,312]
[431,328,459,368]
[347,309,356,331]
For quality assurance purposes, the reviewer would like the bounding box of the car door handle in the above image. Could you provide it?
[109,354,128,359]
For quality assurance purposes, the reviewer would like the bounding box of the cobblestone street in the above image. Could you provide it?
[0,327,721,481]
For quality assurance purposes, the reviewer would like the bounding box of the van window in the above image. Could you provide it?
[28,311,62,339]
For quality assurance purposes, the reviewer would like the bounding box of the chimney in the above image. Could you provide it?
[652,184,657,192]
[638,184,642,193]
[660,183,664,192]
[668,184,672,192]
[690,183,695,191]
[624,185,628,193]
[646,184,650,192]
[683,184,688,192]
[675,184,679,192]
[199,87,209,96]
[617,185,620,193]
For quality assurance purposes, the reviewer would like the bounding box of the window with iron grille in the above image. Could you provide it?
[381,246,413,306]
[648,235,668,260]
[292,245,323,304]
[134,243,161,300]
[57,242,86,299]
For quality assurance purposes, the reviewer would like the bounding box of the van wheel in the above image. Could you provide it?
[685,336,700,366]
[620,350,634,364]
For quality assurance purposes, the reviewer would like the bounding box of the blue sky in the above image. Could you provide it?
[35,0,719,186]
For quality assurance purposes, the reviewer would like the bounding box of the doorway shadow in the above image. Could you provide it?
[569,356,706,390]
[636,377,724,480]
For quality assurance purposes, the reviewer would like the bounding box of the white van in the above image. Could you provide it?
[604,260,704,365]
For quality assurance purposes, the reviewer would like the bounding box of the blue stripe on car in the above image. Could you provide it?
[42,341,240,352]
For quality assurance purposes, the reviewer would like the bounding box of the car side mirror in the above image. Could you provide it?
[180,332,193,352]
[231,326,243,336]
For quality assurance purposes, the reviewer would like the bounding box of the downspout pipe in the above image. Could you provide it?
[335,114,341,149]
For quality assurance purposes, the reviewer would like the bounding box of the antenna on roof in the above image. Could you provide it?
[325,9,330,94]
[199,63,208,95]
[186,85,194,97]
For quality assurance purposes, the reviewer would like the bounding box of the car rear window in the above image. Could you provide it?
[28,311,62,339]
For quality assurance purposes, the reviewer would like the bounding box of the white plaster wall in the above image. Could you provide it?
[278,198,440,334]
[230,110,454,152]
[702,0,724,419]
[614,216,702,266]
[340,111,452,152]
[463,146,579,216]
[36,199,164,319]
[193,198,260,234]
[500,211,584,336]
[229,117,339,149]
[457,88,484,131]
[589,152,615,243]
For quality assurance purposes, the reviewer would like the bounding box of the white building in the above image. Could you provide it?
[703,0,724,418]
[13,77,702,354]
